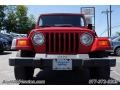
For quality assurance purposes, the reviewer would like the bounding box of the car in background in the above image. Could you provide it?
[109,36,120,56]
[0,38,9,53]
[109,35,119,40]
[0,33,13,50]
[10,33,27,39]
[0,39,4,53]
[10,33,27,50]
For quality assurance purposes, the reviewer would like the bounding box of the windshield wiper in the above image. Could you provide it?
[54,24,74,27]
[39,25,52,27]
[40,24,76,27]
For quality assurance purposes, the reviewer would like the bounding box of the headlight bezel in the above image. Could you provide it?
[80,33,93,46]
[32,32,44,45]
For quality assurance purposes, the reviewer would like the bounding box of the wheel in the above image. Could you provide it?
[89,67,110,79]
[0,50,4,53]
[0,44,4,53]
[14,66,34,80]
[89,51,110,80]
[115,47,120,56]
[14,50,35,80]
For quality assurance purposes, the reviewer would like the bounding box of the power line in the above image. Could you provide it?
[100,24,120,36]
[111,25,120,29]
[101,9,110,37]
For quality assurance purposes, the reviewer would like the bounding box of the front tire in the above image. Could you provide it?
[14,66,34,80]
[90,67,110,79]
[0,44,4,53]
[14,50,35,80]
[0,50,4,53]
[89,51,110,81]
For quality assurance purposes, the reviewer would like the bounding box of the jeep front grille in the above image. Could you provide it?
[45,33,79,53]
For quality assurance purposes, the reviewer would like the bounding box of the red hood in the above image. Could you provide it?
[30,27,96,34]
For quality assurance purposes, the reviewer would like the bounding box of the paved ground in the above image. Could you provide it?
[0,51,120,85]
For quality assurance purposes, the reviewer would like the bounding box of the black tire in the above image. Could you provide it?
[89,51,110,80]
[14,66,34,80]
[90,67,110,79]
[14,50,35,80]
[115,47,120,56]
[0,50,4,53]
[0,44,4,53]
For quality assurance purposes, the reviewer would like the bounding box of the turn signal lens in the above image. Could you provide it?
[17,40,27,46]
[98,40,109,46]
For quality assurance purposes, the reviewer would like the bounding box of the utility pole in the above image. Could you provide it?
[102,9,110,37]
[109,5,112,37]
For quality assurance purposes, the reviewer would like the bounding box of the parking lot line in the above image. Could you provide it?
[112,71,120,77]
[117,60,120,63]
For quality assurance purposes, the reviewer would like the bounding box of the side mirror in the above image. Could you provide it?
[88,24,92,30]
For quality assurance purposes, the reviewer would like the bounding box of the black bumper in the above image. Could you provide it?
[9,57,116,69]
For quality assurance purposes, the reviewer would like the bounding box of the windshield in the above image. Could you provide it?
[38,15,85,27]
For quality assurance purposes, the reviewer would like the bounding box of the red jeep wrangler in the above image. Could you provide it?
[9,13,116,80]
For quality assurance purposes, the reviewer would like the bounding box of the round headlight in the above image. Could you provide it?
[32,33,44,45]
[80,33,93,46]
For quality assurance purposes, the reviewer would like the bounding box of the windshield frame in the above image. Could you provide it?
[36,13,87,28]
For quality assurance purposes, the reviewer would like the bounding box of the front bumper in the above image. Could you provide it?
[9,57,116,69]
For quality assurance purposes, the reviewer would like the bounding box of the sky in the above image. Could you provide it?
[27,5,120,37]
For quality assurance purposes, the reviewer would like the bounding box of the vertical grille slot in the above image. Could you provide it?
[56,33,59,52]
[70,33,74,52]
[50,33,54,52]
[45,32,79,53]
[66,33,69,52]
[46,33,49,52]
[75,33,79,52]
[61,33,64,52]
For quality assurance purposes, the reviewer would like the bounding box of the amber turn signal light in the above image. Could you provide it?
[98,40,109,46]
[17,40,28,47]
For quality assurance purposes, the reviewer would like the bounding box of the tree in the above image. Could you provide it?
[116,32,120,36]
[0,5,6,30]
[4,5,35,34]
[16,5,29,34]
[27,14,36,30]
[5,5,17,33]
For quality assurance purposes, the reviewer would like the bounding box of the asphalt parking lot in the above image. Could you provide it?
[0,51,120,85]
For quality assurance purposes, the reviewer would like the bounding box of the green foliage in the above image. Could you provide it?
[5,5,17,33]
[16,5,28,33]
[27,14,36,29]
[1,5,35,34]
[0,5,6,30]
[16,5,35,34]
[116,32,120,36]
